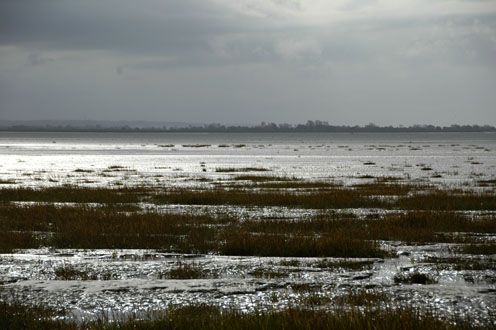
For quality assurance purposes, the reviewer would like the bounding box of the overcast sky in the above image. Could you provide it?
[1,0,495,125]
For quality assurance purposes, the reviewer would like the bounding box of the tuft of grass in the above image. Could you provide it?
[249,268,289,279]
[427,256,495,271]
[394,271,437,285]
[461,244,496,255]
[233,175,296,182]
[312,259,374,270]
[159,263,212,279]
[182,144,211,148]
[215,167,270,173]
[289,283,322,292]
[54,265,97,281]
[74,169,94,173]
[279,259,301,267]
[478,179,496,187]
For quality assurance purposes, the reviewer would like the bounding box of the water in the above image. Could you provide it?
[1,131,495,188]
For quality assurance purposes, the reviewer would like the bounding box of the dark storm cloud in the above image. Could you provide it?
[0,0,232,54]
[0,0,495,124]
[1,0,495,66]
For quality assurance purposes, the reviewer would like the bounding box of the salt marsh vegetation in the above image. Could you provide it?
[0,132,495,328]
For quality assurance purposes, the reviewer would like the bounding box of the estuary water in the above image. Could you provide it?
[0,131,495,187]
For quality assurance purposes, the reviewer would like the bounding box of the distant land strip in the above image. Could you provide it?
[1,121,495,133]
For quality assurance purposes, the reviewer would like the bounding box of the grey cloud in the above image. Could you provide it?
[1,0,495,68]
[0,0,237,54]
[0,0,495,125]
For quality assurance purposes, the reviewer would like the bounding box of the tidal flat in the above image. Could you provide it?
[0,132,495,328]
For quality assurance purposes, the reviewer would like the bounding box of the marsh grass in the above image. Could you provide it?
[249,268,289,279]
[0,231,36,253]
[397,191,496,210]
[394,271,437,285]
[279,259,301,267]
[0,186,147,203]
[0,204,223,251]
[312,259,374,270]
[233,175,297,182]
[427,256,495,271]
[0,301,69,330]
[289,283,322,292]
[478,179,496,187]
[2,183,494,210]
[256,181,341,189]
[334,290,388,306]
[74,169,94,173]
[230,176,340,189]
[182,144,211,148]
[461,244,496,255]
[159,263,213,279]
[152,186,496,210]
[215,167,270,173]
[54,265,97,281]
[153,188,386,209]
[218,229,387,258]
[352,182,418,196]
[0,302,491,330]
[0,204,386,257]
[1,203,494,256]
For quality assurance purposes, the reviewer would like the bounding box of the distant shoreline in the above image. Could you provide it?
[1,124,495,133]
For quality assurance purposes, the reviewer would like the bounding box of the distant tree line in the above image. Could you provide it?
[2,121,495,133]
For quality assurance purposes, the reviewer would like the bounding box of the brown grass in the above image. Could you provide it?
[215,167,270,173]
[397,191,496,210]
[0,204,387,257]
[1,302,492,330]
[394,271,437,285]
[427,256,495,271]
[2,183,494,211]
[152,188,386,209]
[54,265,97,281]
[1,202,494,256]
[461,244,496,255]
[312,259,374,270]
[0,231,36,253]
[0,186,147,203]
[158,263,213,279]
[334,290,388,306]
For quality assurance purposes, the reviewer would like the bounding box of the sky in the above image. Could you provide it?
[1,0,495,125]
